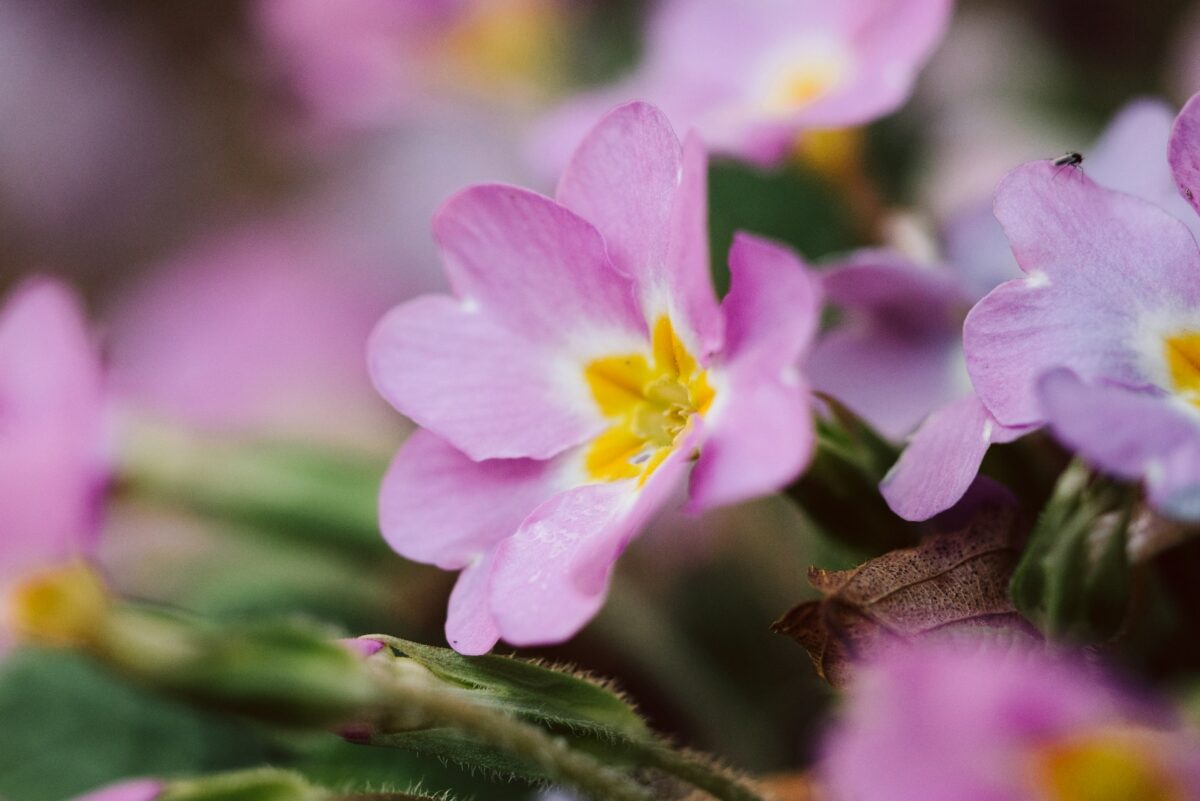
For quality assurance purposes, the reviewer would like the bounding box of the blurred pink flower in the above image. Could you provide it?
[821,642,1200,801]
[856,99,1195,521]
[538,0,953,168]
[107,225,397,450]
[0,279,105,647]
[68,780,163,801]
[255,0,568,132]
[369,103,820,653]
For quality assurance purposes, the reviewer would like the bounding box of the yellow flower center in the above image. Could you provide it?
[5,560,110,649]
[1164,331,1200,407]
[760,54,847,116]
[583,317,714,484]
[441,0,566,97]
[1031,727,1182,801]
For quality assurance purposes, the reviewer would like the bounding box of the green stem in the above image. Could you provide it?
[372,666,652,801]
[633,743,768,801]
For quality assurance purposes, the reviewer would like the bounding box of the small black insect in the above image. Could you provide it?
[1052,151,1084,168]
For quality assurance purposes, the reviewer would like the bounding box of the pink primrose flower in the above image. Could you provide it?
[954,91,1200,519]
[0,279,105,649]
[821,642,1200,801]
[537,0,953,168]
[852,99,1199,520]
[369,102,821,653]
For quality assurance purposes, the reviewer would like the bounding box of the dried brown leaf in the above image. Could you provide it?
[773,503,1038,686]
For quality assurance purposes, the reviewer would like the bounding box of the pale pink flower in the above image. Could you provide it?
[369,103,821,653]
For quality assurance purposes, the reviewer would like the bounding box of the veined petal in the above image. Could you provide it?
[433,183,645,344]
[445,552,501,656]
[378,429,567,570]
[488,437,693,647]
[368,295,604,460]
[556,103,722,356]
[881,394,1030,522]
[967,162,1200,426]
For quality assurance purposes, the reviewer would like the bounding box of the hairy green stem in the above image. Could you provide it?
[632,743,769,801]
[373,666,652,801]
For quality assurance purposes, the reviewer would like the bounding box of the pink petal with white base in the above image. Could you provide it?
[689,234,820,512]
[967,162,1200,426]
[556,104,722,355]
[377,429,564,570]
[369,295,603,460]
[881,394,1029,522]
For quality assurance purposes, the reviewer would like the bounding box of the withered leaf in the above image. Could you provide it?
[774,503,1038,687]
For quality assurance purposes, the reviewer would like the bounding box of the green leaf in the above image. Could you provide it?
[0,649,269,801]
[160,769,324,801]
[708,159,858,296]
[1009,461,1136,642]
[366,637,649,741]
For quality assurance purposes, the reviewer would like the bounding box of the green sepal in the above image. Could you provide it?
[366,636,649,741]
[159,768,327,801]
[1009,461,1136,642]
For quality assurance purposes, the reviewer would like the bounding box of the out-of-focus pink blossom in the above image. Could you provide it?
[538,0,953,168]
[68,779,163,801]
[0,279,105,648]
[255,0,568,132]
[369,102,821,653]
[851,99,1196,521]
[821,642,1200,801]
[952,92,1200,519]
[107,225,398,451]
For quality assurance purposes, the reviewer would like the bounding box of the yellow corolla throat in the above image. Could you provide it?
[1164,331,1200,407]
[760,52,848,117]
[1031,728,1181,801]
[583,317,715,485]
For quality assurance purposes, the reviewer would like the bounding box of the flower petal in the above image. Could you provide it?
[881,394,1029,522]
[1090,98,1197,233]
[688,373,813,513]
[687,233,821,512]
[720,233,822,367]
[378,429,565,570]
[0,279,104,585]
[433,183,645,343]
[1169,90,1200,220]
[966,161,1200,426]
[808,252,969,438]
[488,441,692,647]
[369,295,603,460]
[555,103,722,355]
[1039,368,1200,519]
[445,552,501,656]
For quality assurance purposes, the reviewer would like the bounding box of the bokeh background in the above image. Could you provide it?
[3,1,1200,798]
